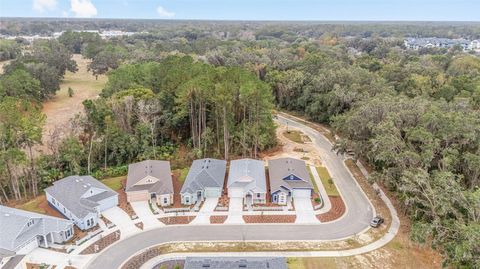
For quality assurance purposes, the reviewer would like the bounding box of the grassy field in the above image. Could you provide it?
[40,54,107,151]
[101,176,125,191]
[316,166,340,196]
[308,166,320,193]
[287,257,337,269]
[174,168,189,182]
[17,195,46,214]
[283,130,304,144]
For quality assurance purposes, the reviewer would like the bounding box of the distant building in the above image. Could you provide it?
[45,175,118,230]
[183,257,287,269]
[126,160,174,206]
[180,158,227,205]
[227,158,267,205]
[268,157,313,205]
[0,205,73,256]
[404,37,473,51]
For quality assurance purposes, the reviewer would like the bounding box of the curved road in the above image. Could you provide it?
[87,114,375,269]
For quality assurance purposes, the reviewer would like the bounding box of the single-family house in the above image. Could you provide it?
[227,158,267,205]
[268,157,313,205]
[180,158,227,205]
[45,175,118,230]
[184,257,287,269]
[0,205,74,256]
[125,160,174,206]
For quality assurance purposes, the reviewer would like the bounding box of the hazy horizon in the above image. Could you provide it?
[1,0,479,21]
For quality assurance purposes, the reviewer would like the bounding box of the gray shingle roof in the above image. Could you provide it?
[181,158,227,194]
[227,158,266,193]
[45,175,117,218]
[126,160,174,195]
[268,157,313,194]
[0,206,73,253]
[184,257,287,269]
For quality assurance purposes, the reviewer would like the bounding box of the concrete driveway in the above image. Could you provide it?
[293,197,318,224]
[102,207,140,237]
[191,197,218,224]
[225,197,244,224]
[130,201,163,230]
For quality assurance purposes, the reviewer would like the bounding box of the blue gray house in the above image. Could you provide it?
[0,205,73,257]
[227,158,267,205]
[45,175,118,230]
[183,257,287,269]
[268,158,313,205]
[180,158,227,205]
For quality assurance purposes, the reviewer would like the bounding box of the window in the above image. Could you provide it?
[52,198,56,204]
[63,208,66,214]
[256,193,261,198]
[185,197,190,203]
[87,219,90,226]
[164,197,168,204]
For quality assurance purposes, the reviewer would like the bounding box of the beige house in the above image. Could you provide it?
[126,160,174,206]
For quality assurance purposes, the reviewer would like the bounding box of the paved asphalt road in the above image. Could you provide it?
[87,114,374,269]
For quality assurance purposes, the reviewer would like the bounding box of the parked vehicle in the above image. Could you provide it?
[370,216,384,228]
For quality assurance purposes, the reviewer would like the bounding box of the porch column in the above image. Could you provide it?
[43,235,48,248]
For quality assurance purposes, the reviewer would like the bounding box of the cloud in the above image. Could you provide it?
[33,0,57,12]
[157,5,175,18]
[70,0,97,18]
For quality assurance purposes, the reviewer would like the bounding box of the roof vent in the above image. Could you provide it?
[75,180,79,182]
[4,213,10,217]
[83,185,87,188]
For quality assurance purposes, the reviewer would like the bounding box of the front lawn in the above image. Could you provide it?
[283,130,304,144]
[316,166,340,196]
[102,176,125,191]
[17,196,46,214]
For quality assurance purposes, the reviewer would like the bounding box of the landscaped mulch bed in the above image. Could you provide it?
[118,179,136,218]
[135,222,144,230]
[158,216,195,225]
[26,263,56,269]
[312,192,322,207]
[100,215,113,226]
[170,171,184,208]
[316,196,346,222]
[121,246,161,269]
[243,215,296,223]
[80,230,121,255]
[210,215,227,224]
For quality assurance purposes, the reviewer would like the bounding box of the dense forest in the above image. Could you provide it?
[0,20,479,267]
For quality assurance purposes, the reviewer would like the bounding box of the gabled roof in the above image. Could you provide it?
[181,158,227,194]
[45,175,117,218]
[0,206,73,253]
[227,158,266,193]
[268,157,313,194]
[184,257,287,269]
[126,160,174,195]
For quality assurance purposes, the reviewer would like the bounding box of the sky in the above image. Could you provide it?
[0,0,479,21]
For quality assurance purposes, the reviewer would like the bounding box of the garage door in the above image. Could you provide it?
[228,187,244,198]
[17,238,39,254]
[292,189,311,198]
[204,188,221,198]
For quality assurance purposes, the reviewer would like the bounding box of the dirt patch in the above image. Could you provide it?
[243,215,296,223]
[210,215,227,224]
[135,222,144,230]
[158,216,195,225]
[80,230,121,255]
[316,196,346,222]
[100,215,113,226]
[171,170,185,208]
[118,179,135,218]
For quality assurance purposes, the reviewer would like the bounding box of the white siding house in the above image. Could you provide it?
[45,175,118,230]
